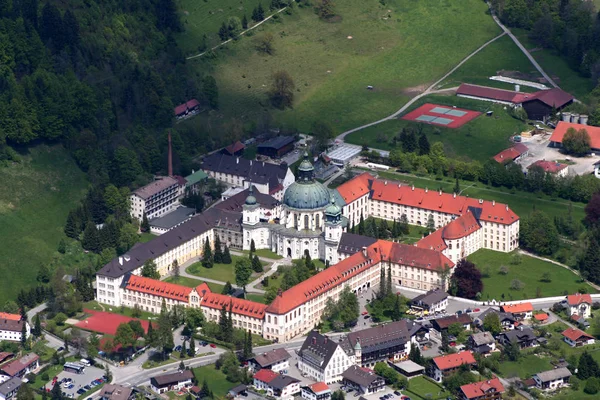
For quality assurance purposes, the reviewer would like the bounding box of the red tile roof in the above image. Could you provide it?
[202,293,267,319]
[493,143,528,163]
[253,369,279,383]
[441,212,480,240]
[0,352,14,363]
[369,179,518,225]
[460,378,504,399]
[224,141,246,155]
[521,88,573,108]
[457,84,525,103]
[550,122,600,149]
[174,99,200,116]
[0,313,21,321]
[310,382,330,394]
[567,293,592,306]
[534,313,548,321]
[415,227,447,252]
[1,353,39,377]
[266,239,453,315]
[125,275,193,302]
[336,172,372,204]
[562,327,594,342]
[528,160,568,174]
[433,351,476,371]
[501,303,533,314]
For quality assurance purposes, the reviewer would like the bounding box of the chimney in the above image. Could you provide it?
[439,189,442,195]
[506,205,508,211]
[168,131,173,177]
[312,337,317,345]
[250,160,252,166]
[324,337,328,344]
[118,257,123,265]
[124,254,131,262]
[384,181,387,186]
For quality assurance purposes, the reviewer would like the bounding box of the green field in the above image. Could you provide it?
[405,376,450,400]
[186,0,501,133]
[468,250,596,301]
[498,352,554,379]
[345,94,528,161]
[192,365,237,398]
[0,145,88,305]
[439,34,541,90]
[372,170,587,223]
[511,28,594,99]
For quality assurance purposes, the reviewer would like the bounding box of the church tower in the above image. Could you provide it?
[242,185,260,226]
[324,197,343,263]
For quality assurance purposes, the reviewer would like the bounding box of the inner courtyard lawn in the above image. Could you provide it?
[185,0,502,134]
[187,255,266,282]
[164,276,225,294]
[467,250,596,301]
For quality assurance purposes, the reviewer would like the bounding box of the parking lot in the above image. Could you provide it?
[43,364,106,399]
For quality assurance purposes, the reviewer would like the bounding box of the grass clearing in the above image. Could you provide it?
[0,144,88,306]
[405,376,450,400]
[139,233,157,243]
[191,365,237,398]
[439,34,541,89]
[498,352,553,379]
[468,250,596,301]
[346,94,528,162]
[186,0,501,134]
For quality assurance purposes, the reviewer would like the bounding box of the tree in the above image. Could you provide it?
[222,281,233,295]
[408,342,422,364]
[57,238,66,254]
[188,336,196,357]
[180,341,187,358]
[141,213,150,232]
[504,341,520,362]
[581,230,600,284]
[227,16,242,38]
[213,236,223,264]
[441,330,449,352]
[157,300,175,359]
[316,0,336,20]
[562,127,591,156]
[115,323,136,349]
[223,246,232,264]
[172,259,180,278]
[142,260,160,279]
[51,382,63,400]
[156,0,182,31]
[250,239,256,253]
[21,321,27,348]
[235,258,253,291]
[519,210,559,256]
[255,32,275,55]
[252,255,263,273]
[450,259,483,300]
[311,120,335,151]
[268,71,295,109]
[418,134,430,155]
[578,351,600,379]
[331,391,345,400]
[426,214,435,232]
[453,178,460,194]
[218,22,229,41]
[585,377,600,394]
[242,14,248,29]
[202,76,219,110]
[3,301,19,314]
[510,279,525,291]
[483,313,501,335]
[33,314,42,337]
[243,330,253,359]
[202,238,213,269]
[82,221,100,253]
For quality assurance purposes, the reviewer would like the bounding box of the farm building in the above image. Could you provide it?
[549,122,600,151]
[493,143,529,164]
[257,136,296,158]
[527,160,569,177]
[174,99,200,119]
[326,144,362,166]
[223,141,246,156]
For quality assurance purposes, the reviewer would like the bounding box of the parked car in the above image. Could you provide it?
[77,389,86,395]
[200,341,208,346]
[394,392,401,396]
[210,343,217,348]
[473,308,480,312]
[466,308,472,313]
[84,385,91,391]
[57,347,64,352]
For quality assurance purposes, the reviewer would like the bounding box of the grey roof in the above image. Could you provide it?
[283,181,331,210]
[251,348,292,368]
[535,367,571,383]
[476,309,515,324]
[257,136,296,150]
[98,214,214,278]
[469,332,495,347]
[411,289,448,308]
[473,344,492,354]
[0,319,24,334]
[337,233,378,255]
[149,207,196,229]
[0,377,21,397]
[299,331,340,371]
[269,375,300,390]
[201,153,288,187]
[499,327,537,344]
[215,188,279,212]
[432,314,472,330]
[150,370,194,387]
[342,365,384,387]
[133,176,178,200]
[392,360,425,374]
[346,320,426,353]
[229,385,247,395]
[99,384,134,400]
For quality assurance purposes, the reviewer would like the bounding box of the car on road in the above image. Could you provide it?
[361,311,368,315]
[210,343,217,348]
[466,308,472,313]
[394,391,401,396]
[77,389,86,395]
[200,341,208,346]
[57,347,64,352]
[363,315,370,319]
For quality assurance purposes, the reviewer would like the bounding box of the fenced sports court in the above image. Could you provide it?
[76,309,150,335]
[402,103,481,128]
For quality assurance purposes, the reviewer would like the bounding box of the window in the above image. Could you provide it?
[304,215,309,229]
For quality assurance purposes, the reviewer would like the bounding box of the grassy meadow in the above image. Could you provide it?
[0,145,88,305]
[184,0,502,133]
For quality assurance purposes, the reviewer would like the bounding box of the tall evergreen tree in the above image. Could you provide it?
[250,239,256,253]
[418,133,430,155]
[202,238,213,268]
[242,14,248,29]
[226,302,234,342]
[218,22,229,41]
[188,336,196,357]
[33,314,42,337]
[156,0,182,32]
[386,264,393,296]
[180,341,187,359]
[252,255,263,273]
[257,3,265,20]
[223,245,232,264]
[214,235,223,263]
[222,281,233,295]
[392,294,402,321]
[62,9,80,46]
[141,212,150,232]
[82,221,100,253]
[173,259,180,278]
[358,213,365,235]
[218,305,230,341]
[378,267,386,299]
[64,211,79,239]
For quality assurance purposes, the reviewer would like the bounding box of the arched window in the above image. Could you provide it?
[316,214,320,229]
[304,215,309,229]
[294,214,298,229]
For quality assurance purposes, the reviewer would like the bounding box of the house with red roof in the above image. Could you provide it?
[174,99,200,119]
[500,303,534,320]
[253,369,300,400]
[493,143,529,164]
[527,160,569,177]
[430,351,476,382]
[550,122,600,151]
[222,141,246,156]
[335,172,372,228]
[459,378,504,400]
[562,327,595,347]
[301,382,331,400]
[565,293,592,318]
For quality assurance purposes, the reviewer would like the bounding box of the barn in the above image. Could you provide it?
[257,136,296,158]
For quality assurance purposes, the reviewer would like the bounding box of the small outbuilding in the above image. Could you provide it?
[388,360,424,378]
[257,136,296,158]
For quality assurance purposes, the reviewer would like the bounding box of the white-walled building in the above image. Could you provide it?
[248,349,291,373]
[297,331,354,384]
[130,176,180,221]
[533,368,571,391]
[301,383,331,400]
[566,293,592,318]
[253,369,300,400]
[0,314,29,343]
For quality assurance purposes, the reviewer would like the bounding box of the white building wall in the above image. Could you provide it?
[0,322,30,342]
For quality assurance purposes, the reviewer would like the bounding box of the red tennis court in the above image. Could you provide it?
[402,103,481,128]
[75,309,151,335]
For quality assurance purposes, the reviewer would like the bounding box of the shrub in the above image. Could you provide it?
[510,279,524,291]
[499,265,509,275]
[585,377,599,394]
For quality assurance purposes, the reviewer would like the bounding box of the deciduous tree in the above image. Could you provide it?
[450,259,483,300]
[268,71,295,109]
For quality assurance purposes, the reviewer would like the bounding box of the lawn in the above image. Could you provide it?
[245,293,266,304]
[511,28,595,99]
[439,34,541,90]
[468,250,596,301]
[405,376,450,400]
[32,340,58,363]
[240,248,283,260]
[186,0,501,134]
[192,365,237,399]
[82,301,157,321]
[187,255,243,282]
[371,170,587,223]
[345,94,528,162]
[139,233,157,243]
[0,144,88,306]
[164,276,225,294]
[498,352,554,379]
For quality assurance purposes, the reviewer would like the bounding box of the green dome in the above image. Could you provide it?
[325,197,341,216]
[283,154,331,210]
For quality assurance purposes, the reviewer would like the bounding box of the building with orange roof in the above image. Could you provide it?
[562,327,595,347]
[301,382,331,400]
[493,143,529,164]
[500,303,534,320]
[566,293,592,318]
[335,172,372,228]
[534,313,548,323]
[430,351,476,382]
[459,378,504,400]
[0,313,21,322]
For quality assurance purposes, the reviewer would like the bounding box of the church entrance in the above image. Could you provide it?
[287,247,292,258]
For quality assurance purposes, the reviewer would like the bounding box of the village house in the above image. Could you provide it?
[0,377,21,400]
[253,369,300,400]
[467,332,496,356]
[0,354,39,379]
[492,143,529,164]
[459,378,504,400]
[341,366,385,395]
[497,327,539,349]
[475,309,516,331]
[562,327,595,347]
[500,303,533,321]
[0,313,30,343]
[389,360,425,379]
[550,122,600,152]
[431,314,472,334]
[99,384,134,400]
[565,293,592,318]
[301,382,331,400]
[174,99,200,119]
[248,348,291,373]
[410,289,448,314]
[297,331,354,384]
[527,160,569,178]
[149,370,194,394]
[533,368,571,391]
[430,351,477,382]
